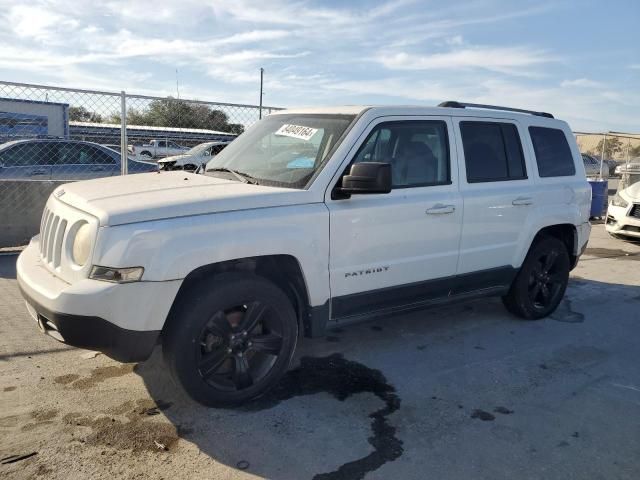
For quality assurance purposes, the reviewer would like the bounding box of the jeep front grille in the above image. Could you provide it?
[40,207,68,268]
[629,204,640,219]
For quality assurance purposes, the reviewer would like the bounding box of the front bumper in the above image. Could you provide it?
[19,287,159,362]
[17,239,182,362]
[606,204,640,238]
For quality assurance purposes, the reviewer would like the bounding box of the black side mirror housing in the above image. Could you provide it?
[337,162,392,196]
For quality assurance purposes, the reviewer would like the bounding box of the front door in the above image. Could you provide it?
[326,117,462,320]
[52,142,119,181]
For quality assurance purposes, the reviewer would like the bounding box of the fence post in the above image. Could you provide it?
[259,67,264,120]
[120,91,128,175]
[599,133,607,180]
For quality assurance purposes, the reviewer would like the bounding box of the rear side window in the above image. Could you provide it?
[460,122,526,182]
[0,142,53,166]
[529,127,576,177]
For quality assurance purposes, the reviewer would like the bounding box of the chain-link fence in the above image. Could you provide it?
[575,132,640,186]
[0,80,281,247]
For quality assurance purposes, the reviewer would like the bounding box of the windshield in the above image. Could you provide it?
[205,113,355,188]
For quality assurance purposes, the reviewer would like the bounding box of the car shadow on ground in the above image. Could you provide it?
[134,277,640,480]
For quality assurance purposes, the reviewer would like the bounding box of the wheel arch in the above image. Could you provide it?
[164,255,317,338]
[528,224,578,269]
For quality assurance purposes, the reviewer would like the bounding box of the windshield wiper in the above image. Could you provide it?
[206,167,259,184]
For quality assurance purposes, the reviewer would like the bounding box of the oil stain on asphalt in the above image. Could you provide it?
[241,353,403,480]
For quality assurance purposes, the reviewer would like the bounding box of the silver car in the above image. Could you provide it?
[0,139,156,180]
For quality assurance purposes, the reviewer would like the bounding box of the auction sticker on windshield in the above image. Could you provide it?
[275,124,319,141]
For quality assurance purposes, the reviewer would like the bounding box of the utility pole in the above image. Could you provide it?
[259,67,264,119]
[176,69,180,99]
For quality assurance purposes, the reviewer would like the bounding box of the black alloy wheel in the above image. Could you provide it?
[196,302,285,391]
[502,236,570,319]
[163,273,298,406]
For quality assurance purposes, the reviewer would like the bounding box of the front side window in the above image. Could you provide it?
[205,114,355,188]
[352,120,450,188]
[529,127,576,177]
[460,121,526,183]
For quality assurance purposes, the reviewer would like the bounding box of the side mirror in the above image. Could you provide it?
[338,162,392,195]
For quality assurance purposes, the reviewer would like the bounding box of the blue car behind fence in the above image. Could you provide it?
[0,139,157,180]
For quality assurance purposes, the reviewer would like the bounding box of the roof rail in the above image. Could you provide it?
[438,101,554,119]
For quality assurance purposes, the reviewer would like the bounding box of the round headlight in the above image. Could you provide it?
[72,222,92,266]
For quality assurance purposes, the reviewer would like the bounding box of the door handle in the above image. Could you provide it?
[28,170,47,176]
[91,166,105,171]
[512,197,533,206]
[426,204,455,215]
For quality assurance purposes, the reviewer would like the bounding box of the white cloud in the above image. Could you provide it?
[377,46,554,75]
[561,78,603,88]
[8,4,79,41]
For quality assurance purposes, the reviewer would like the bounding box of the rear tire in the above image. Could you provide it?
[162,272,298,407]
[502,236,570,320]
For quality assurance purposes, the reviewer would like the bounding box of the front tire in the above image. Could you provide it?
[502,236,570,320]
[162,273,298,406]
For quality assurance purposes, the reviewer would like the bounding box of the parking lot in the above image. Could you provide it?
[0,222,637,480]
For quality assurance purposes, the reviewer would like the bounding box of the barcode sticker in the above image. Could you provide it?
[275,124,319,141]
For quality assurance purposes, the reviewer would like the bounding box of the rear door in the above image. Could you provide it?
[453,118,535,290]
[327,116,463,319]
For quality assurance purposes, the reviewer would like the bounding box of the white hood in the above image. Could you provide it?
[54,171,311,226]
[158,153,193,164]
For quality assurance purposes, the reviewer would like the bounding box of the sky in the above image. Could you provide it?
[0,0,638,132]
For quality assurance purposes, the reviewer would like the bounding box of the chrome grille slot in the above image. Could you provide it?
[53,220,67,268]
[39,208,48,257]
[46,216,59,262]
[41,210,54,261]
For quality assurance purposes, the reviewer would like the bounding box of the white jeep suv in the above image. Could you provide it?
[17,102,591,406]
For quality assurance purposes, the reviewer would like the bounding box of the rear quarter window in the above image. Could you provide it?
[529,127,576,177]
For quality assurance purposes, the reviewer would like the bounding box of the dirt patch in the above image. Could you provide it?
[63,399,178,453]
[31,408,59,422]
[35,464,52,476]
[3,386,16,392]
[19,409,60,432]
[53,374,80,385]
[69,364,135,389]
